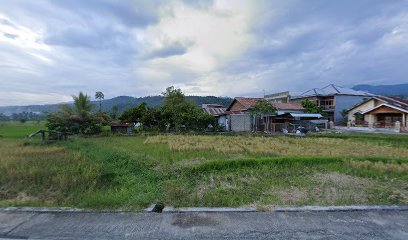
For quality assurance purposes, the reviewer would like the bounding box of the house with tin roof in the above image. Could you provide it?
[224,97,306,132]
[290,84,373,124]
[202,104,227,130]
[347,96,408,132]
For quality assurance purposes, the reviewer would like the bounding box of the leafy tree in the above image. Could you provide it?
[95,91,105,112]
[340,109,349,119]
[301,99,324,114]
[340,109,349,126]
[301,99,328,119]
[159,86,215,131]
[249,100,277,131]
[119,102,158,128]
[47,92,110,134]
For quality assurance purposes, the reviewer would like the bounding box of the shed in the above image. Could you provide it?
[110,123,133,134]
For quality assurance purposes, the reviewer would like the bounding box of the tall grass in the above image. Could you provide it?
[1,133,408,209]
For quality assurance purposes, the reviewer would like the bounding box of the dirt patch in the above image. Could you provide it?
[272,187,308,205]
[312,172,374,204]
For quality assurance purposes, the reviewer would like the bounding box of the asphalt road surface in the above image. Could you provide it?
[1,210,407,239]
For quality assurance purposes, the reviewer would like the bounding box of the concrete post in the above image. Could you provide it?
[329,121,334,129]
[347,120,351,128]
[368,115,374,128]
[395,121,401,132]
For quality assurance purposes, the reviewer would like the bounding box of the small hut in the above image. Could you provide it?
[110,123,133,134]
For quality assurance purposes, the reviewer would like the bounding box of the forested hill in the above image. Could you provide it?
[0,95,233,115]
[352,84,408,98]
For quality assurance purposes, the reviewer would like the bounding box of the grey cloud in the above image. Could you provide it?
[147,41,191,59]
[48,0,159,28]
[3,33,18,39]
[0,18,15,27]
[44,26,132,50]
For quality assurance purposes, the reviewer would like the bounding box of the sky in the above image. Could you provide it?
[0,0,408,106]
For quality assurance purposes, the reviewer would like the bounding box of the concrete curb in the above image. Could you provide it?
[2,205,407,214]
[271,205,408,212]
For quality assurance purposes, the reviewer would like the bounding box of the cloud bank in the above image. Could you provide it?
[0,0,407,105]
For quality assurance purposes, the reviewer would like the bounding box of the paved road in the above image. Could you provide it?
[1,210,407,239]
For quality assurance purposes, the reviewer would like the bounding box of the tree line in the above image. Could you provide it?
[46,86,218,134]
[0,112,44,122]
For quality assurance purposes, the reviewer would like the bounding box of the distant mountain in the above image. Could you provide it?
[0,95,233,115]
[352,84,408,98]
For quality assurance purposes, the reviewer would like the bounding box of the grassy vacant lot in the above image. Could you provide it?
[0,122,407,210]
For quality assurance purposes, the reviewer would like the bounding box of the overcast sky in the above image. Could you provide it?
[0,0,407,106]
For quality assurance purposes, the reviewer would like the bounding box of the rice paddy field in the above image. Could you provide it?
[0,121,407,210]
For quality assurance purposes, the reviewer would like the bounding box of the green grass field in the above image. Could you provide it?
[0,121,407,210]
[0,121,46,138]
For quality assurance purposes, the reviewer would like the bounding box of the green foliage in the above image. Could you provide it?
[301,99,326,116]
[249,100,277,116]
[74,92,93,113]
[119,102,158,128]
[339,109,350,125]
[46,92,110,135]
[117,87,216,132]
[159,86,216,131]
[95,91,104,112]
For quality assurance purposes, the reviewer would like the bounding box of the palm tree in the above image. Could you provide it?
[73,92,93,116]
[95,91,104,112]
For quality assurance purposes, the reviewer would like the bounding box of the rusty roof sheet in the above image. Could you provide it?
[271,102,305,110]
[234,97,263,109]
[202,104,227,116]
[110,122,133,127]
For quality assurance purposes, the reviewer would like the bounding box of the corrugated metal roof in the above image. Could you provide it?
[225,98,305,113]
[290,113,323,118]
[293,84,372,98]
[202,104,226,116]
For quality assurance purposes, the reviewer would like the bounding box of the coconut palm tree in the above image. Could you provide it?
[95,91,104,112]
[73,92,93,117]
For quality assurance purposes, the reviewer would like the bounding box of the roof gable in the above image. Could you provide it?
[362,103,408,114]
[226,97,262,111]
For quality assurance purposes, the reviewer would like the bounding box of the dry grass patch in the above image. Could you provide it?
[271,187,308,205]
[312,172,373,204]
[346,160,408,173]
[145,135,408,158]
